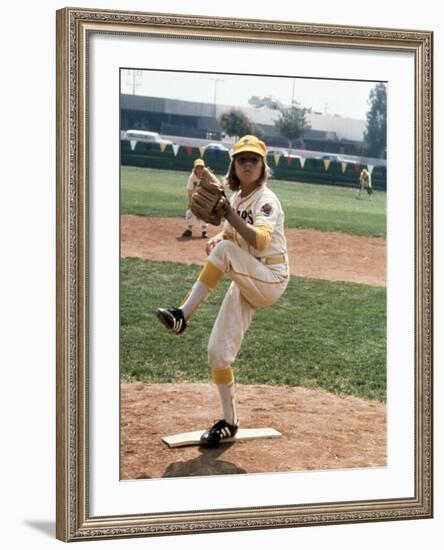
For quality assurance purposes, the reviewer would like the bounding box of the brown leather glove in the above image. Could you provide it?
[189,168,227,226]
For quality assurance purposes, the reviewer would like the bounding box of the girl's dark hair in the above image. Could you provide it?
[224,156,272,191]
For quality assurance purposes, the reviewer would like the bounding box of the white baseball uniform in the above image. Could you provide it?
[185,173,207,229]
[206,183,289,370]
[358,169,372,195]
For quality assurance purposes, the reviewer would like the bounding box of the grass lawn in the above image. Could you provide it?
[120,166,386,237]
[121,258,386,402]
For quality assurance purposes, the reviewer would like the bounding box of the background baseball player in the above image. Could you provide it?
[357,166,373,199]
[182,158,208,238]
[157,135,289,447]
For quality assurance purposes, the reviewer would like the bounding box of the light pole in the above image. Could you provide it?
[129,69,143,95]
[210,78,224,136]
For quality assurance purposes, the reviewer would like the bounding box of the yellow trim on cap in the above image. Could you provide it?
[198,260,224,289]
[193,158,205,167]
[212,367,234,385]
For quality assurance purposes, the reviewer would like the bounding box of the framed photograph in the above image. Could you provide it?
[56,7,433,542]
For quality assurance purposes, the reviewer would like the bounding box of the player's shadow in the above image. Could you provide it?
[175,235,205,242]
[162,443,247,478]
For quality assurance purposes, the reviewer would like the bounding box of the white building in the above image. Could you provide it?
[216,104,366,142]
[306,112,365,141]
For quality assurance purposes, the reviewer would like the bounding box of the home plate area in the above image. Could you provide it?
[120,383,386,480]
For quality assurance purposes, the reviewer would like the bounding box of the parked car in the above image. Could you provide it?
[205,143,229,152]
[125,129,172,145]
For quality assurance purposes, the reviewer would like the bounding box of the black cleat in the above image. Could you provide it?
[156,308,187,335]
[182,229,192,237]
[200,419,239,447]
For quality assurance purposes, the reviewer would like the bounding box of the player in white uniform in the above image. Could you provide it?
[157,135,289,446]
[357,167,373,199]
[182,158,208,238]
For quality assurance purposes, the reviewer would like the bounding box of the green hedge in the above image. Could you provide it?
[121,141,387,191]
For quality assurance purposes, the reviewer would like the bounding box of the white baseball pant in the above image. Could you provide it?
[206,240,288,370]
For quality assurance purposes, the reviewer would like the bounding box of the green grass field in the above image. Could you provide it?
[121,259,386,402]
[121,166,387,237]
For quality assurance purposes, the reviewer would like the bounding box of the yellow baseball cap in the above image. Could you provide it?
[193,158,205,167]
[231,135,267,158]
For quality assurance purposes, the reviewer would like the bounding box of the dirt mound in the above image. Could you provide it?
[121,383,386,480]
[121,215,386,287]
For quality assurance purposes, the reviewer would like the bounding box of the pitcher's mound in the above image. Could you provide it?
[120,383,386,480]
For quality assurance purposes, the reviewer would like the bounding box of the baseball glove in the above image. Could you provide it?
[190,167,227,226]
[367,186,373,195]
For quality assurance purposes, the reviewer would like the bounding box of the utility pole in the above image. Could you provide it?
[130,69,143,95]
[211,77,224,117]
[210,78,224,139]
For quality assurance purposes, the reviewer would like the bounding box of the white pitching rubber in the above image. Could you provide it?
[162,428,282,448]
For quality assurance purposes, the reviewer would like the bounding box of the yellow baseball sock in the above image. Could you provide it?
[212,367,238,426]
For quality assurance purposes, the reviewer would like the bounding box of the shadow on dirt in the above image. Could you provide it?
[175,236,207,242]
[162,443,247,478]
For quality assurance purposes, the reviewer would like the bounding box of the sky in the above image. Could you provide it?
[120,69,383,121]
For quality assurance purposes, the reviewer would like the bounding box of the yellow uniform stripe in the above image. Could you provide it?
[198,260,224,289]
[255,223,273,251]
[212,367,234,385]
[230,268,287,285]
[223,230,235,242]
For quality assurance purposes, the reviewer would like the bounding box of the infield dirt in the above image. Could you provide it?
[121,215,386,287]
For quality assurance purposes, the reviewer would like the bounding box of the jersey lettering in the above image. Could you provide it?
[238,209,254,225]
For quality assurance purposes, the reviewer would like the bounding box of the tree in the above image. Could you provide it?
[219,109,254,138]
[274,102,310,149]
[363,83,387,158]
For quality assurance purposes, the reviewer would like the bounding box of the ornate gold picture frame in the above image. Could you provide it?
[56,7,433,541]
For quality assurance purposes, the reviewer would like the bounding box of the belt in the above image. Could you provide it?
[256,254,286,265]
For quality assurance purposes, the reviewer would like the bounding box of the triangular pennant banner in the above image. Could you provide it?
[130,140,137,151]
[159,142,168,153]
[186,146,193,156]
[172,144,180,157]
[341,161,348,173]
[287,155,293,166]
[354,163,360,172]
[199,146,206,158]
[273,153,281,166]
[299,157,306,168]
[368,165,375,175]
[323,159,331,171]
